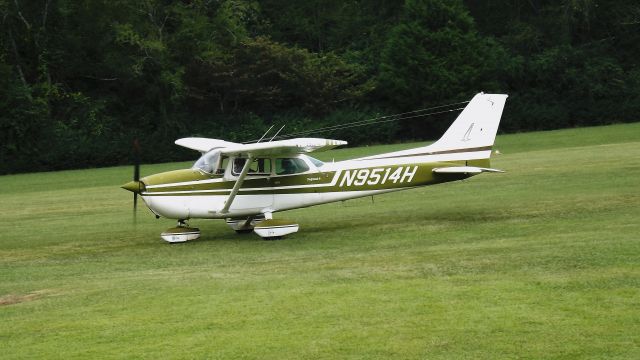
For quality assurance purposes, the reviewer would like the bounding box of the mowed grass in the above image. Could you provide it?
[1,123,639,359]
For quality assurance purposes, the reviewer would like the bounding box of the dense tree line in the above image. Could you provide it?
[1,0,638,174]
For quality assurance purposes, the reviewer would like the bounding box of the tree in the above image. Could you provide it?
[377,0,508,138]
[379,0,502,107]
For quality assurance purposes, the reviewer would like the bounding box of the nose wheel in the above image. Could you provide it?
[160,220,201,243]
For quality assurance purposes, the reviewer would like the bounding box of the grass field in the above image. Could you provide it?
[1,123,639,359]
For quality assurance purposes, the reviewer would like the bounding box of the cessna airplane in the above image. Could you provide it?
[122,93,507,242]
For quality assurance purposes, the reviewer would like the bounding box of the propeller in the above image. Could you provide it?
[121,139,143,224]
[132,138,140,222]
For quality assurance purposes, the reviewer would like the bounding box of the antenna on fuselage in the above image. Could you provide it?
[255,125,275,143]
[269,125,286,142]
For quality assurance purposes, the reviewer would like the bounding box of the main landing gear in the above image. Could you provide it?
[253,219,299,240]
[227,213,299,240]
[225,214,266,234]
[160,215,299,243]
[160,220,201,243]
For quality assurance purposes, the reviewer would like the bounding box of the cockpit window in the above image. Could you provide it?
[193,151,217,174]
[193,156,209,173]
[192,150,226,174]
[307,156,324,168]
[232,158,271,176]
[275,158,310,175]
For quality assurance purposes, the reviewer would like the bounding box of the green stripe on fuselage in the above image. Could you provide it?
[142,169,215,186]
[141,162,471,196]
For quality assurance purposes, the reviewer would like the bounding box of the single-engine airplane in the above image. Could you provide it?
[122,93,507,242]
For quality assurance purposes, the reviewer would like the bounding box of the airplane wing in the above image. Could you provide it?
[175,137,241,153]
[433,166,504,174]
[219,138,347,157]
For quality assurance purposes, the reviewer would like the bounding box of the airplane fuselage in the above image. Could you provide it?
[139,152,488,220]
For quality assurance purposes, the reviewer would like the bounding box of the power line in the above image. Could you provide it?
[244,100,469,143]
[276,107,466,140]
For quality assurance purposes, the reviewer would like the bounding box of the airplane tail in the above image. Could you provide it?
[428,93,508,153]
[356,93,507,162]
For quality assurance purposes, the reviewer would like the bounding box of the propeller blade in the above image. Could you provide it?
[133,138,141,182]
[132,138,141,223]
[133,193,137,224]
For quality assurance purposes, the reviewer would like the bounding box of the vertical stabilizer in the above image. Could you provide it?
[428,93,507,152]
[354,93,508,161]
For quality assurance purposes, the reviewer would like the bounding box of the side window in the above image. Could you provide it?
[275,158,310,175]
[252,158,271,174]
[232,158,271,176]
[233,158,245,175]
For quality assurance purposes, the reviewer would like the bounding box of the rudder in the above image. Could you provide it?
[429,93,507,152]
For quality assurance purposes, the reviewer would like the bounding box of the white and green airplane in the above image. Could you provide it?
[122,93,507,242]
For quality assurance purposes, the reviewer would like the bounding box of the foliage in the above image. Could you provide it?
[0,0,639,173]
[378,0,510,138]
[380,0,484,106]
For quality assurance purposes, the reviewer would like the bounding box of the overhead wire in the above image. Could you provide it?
[278,106,466,140]
[244,99,470,143]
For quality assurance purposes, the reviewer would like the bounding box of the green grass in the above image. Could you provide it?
[1,122,639,359]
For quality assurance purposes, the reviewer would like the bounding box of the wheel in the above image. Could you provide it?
[235,229,253,234]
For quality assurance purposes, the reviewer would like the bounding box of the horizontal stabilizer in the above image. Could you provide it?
[433,166,504,174]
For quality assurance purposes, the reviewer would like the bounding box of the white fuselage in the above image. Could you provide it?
[140,148,489,220]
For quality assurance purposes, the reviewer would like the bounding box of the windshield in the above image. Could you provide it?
[306,155,324,168]
[192,149,221,174]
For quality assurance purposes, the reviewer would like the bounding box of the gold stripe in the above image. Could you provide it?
[359,146,492,160]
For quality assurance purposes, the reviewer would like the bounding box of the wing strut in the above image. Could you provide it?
[220,155,253,214]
